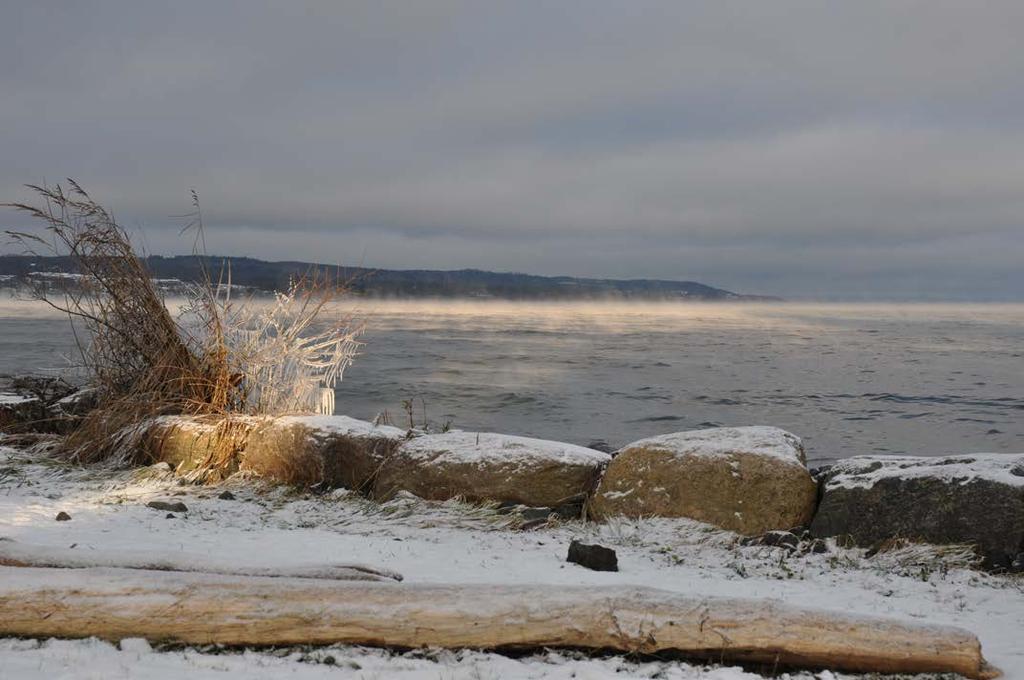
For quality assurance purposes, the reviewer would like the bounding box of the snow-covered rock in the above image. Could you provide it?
[0,376,80,434]
[51,387,99,418]
[811,453,1024,571]
[0,392,44,434]
[589,426,817,535]
[140,416,257,479]
[373,431,610,509]
[241,415,407,490]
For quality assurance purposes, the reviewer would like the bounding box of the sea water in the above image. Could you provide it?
[2,296,1021,464]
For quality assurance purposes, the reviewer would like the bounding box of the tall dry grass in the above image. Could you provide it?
[4,181,363,469]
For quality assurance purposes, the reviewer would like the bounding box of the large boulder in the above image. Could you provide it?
[373,431,611,509]
[811,454,1024,571]
[589,426,817,535]
[139,416,256,479]
[241,415,407,490]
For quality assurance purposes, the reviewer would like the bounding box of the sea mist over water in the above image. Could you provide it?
[2,296,1022,464]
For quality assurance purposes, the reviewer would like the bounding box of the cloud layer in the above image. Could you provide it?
[3,2,1022,299]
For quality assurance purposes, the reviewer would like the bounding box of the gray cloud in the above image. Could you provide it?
[2,1,1022,299]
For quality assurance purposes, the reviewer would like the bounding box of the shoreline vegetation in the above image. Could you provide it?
[0,184,1020,678]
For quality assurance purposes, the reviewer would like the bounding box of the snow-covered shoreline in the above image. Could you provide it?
[1,444,1021,679]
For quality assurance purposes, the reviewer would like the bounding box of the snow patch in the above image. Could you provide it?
[0,392,34,406]
[623,426,807,468]
[398,431,611,467]
[118,638,152,654]
[278,414,407,440]
[0,638,780,680]
[825,453,1024,490]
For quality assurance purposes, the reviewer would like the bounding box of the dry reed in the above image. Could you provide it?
[4,181,363,470]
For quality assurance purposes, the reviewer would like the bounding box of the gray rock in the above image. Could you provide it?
[0,375,79,434]
[807,538,829,554]
[811,454,1024,571]
[552,494,587,520]
[518,518,548,531]
[51,387,99,418]
[0,394,45,434]
[147,500,189,513]
[567,540,618,572]
[519,507,553,522]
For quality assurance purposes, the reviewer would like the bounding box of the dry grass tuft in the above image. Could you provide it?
[5,181,363,472]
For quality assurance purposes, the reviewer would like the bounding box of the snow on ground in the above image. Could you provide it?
[0,638,807,680]
[1,444,1022,679]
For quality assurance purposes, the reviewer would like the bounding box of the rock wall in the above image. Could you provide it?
[128,414,1024,571]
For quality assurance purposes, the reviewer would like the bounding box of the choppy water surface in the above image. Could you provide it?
[1,297,1022,464]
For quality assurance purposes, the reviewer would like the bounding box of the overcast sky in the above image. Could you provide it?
[2,2,1023,299]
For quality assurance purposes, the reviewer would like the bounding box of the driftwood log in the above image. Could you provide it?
[0,566,998,678]
[0,538,402,582]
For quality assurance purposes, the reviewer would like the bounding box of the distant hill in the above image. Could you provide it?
[0,254,777,301]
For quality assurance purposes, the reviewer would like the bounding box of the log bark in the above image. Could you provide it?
[0,538,401,582]
[0,566,998,678]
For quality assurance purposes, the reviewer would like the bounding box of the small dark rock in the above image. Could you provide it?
[984,552,1012,572]
[552,493,587,520]
[519,507,553,522]
[165,513,176,519]
[495,500,518,515]
[519,518,548,531]
[55,511,71,522]
[1010,553,1024,573]
[809,465,833,480]
[567,540,618,572]
[147,500,188,513]
[807,538,829,554]
[767,531,800,551]
[217,490,236,500]
[552,504,582,520]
